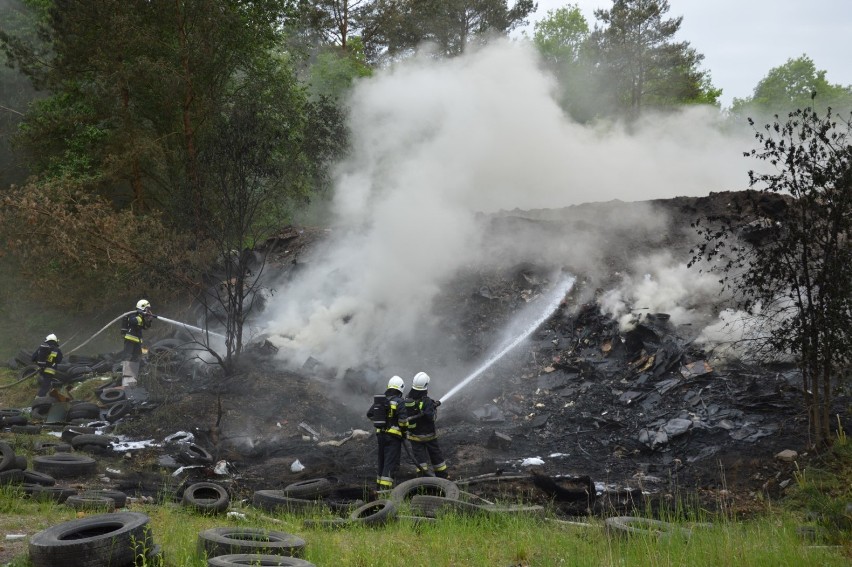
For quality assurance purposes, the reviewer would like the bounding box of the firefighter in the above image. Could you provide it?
[121,299,155,387]
[31,334,65,400]
[405,371,448,478]
[367,375,409,490]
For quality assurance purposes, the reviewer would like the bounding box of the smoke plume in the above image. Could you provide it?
[261,38,752,377]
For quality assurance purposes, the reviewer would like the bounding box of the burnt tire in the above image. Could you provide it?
[349,499,398,526]
[207,555,316,567]
[251,491,322,515]
[105,400,131,422]
[32,453,97,479]
[183,482,230,515]
[177,443,214,465]
[65,494,115,512]
[28,512,153,567]
[197,527,306,558]
[282,477,335,499]
[390,477,461,503]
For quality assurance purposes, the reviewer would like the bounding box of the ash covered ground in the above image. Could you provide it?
[100,190,848,516]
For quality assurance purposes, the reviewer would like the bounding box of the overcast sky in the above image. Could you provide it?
[526,0,852,108]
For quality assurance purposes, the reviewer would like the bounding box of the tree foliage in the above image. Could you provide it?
[691,105,852,447]
[362,0,535,61]
[730,55,852,124]
[589,0,719,118]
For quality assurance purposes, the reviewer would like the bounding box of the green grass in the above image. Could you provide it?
[0,486,849,567]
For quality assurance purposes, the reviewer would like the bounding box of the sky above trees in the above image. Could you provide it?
[527,0,852,107]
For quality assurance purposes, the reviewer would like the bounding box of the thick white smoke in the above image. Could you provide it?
[261,38,751,375]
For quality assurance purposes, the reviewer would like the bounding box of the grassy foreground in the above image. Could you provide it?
[1,483,850,567]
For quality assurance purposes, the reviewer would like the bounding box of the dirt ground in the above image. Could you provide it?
[3,190,848,523]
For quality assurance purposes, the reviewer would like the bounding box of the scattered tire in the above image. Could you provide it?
[251,491,322,514]
[197,527,306,558]
[3,415,28,426]
[71,434,116,451]
[23,484,76,503]
[60,426,96,443]
[207,555,316,567]
[349,499,398,526]
[0,469,24,485]
[604,516,691,539]
[21,470,56,487]
[28,512,153,567]
[67,402,100,421]
[183,482,230,514]
[0,408,24,418]
[98,387,127,404]
[0,441,15,471]
[65,494,115,512]
[10,424,41,435]
[14,455,27,469]
[90,360,113,374]
[32,453,97,479]
[390,477,461,503]
[283,477,335,499]
[82,489,128,508]
[177,443,214,465]
[105,400,131,422]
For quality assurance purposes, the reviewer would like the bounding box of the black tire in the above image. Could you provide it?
[251,490,322,515]
[0,408,24,418]
[207,555,317,567]
[10,424,42,435]
[3,415,28,426]
[71,434,116,450]
[390,477,461,503]
[90,360,113,374]
[98,387,127,404]
[0,441,15,472]
[283,477,335,499]
[82,489,128,508]
[30,405,50,421]
[28,512,153,567]
[14,349,32,366]
[177,443,214,465]
[65,494,115,512]
[67,402,100,421]
[183,482,230,514]
[105,400,131,422]
[21,470,56,487]
[604,516,691,539]
[23,484,76,503]
[60,426,96,443]
[0,469,24,485]
[14,455,27,469]
[349,499,398,526]
[32,453,97,479]
[198,527,306,558]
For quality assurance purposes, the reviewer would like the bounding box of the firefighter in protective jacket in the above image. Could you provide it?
[367,375,409,489]
[405,371,448,478]
[121,299,155,387]
[31,334,63,399]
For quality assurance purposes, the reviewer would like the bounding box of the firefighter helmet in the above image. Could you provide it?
[387,375,405,392]
[136,299,151,310]
[412,371,430,391]
[45,334,58,343]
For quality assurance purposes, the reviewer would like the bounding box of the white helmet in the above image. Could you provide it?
[387,375,405,392]
[45,334,58,343]
[136,299,151,310]
[412,371,430,391]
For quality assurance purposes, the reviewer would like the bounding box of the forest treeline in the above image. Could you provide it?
[0,0,850,310]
